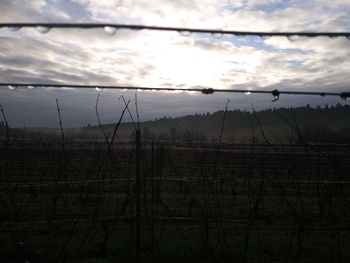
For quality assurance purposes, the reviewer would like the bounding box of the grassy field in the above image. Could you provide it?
[0,139,350,262]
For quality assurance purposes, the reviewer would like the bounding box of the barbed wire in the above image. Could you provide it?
[1,23,350,38]
[1,83,349,101]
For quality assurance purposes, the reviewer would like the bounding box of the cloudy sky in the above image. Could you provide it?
[0,0,349,127]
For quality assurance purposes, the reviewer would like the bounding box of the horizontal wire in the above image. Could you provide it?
[1,24,349,100]
[1,23,350,38]
[2,178,349,190]
[0,215,348,227]
[1,83,349,100]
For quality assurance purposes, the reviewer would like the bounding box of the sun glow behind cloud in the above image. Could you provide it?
[1,0,350,90]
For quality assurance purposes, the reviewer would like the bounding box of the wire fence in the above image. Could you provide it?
[0,125,350,262]
[1,83,349,102]
[1,22,350,262]
[1,23,350,101]
[1,22,350,38]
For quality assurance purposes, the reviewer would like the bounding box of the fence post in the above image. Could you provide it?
[135,129,141,263]
[151,141,155,251]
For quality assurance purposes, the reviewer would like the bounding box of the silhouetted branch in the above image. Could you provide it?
[55,98,65,151]
[95,93,110,145]
[120,95,137,132]
[109,100,130,151]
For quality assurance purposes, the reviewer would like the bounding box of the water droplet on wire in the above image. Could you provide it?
[8,85,17,91]
[245,91,252,95]
[36,26,51,34]
[271,89,280,102]
[27,85,35,89]
[287,35,299,42]
[95,87,102,91]
[179,30,192,37]
[104,26,118,35]
[8,26,21,32]
[212,32,223,38]
[259,35,270,41]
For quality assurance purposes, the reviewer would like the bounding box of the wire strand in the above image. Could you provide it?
[0,83,349,101]
[1,23,350,38]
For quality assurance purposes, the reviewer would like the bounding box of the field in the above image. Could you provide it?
[0,138,350,262]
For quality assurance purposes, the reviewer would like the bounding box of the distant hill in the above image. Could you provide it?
[76,104,350,143]
[0,121,27,138]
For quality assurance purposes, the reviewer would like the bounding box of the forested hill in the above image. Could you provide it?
[140,104,350,133]
[79,103,350,142]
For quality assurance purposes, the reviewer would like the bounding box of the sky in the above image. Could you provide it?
[0,0,349,127]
